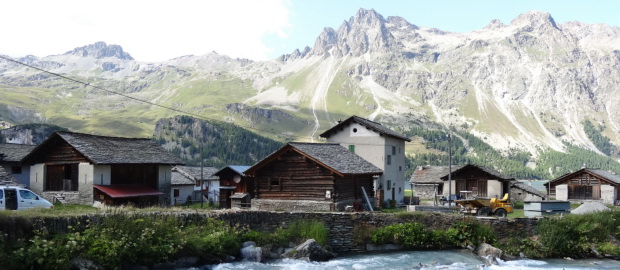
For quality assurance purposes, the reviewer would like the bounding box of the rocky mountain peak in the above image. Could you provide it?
[309,8,394,57]
[510,10,559,31]
[484,19,505,30]
[63,41,134,60]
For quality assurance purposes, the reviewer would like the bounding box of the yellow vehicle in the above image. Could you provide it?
[455,193,513,217]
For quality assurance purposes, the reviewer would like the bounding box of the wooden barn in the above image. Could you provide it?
[22,131,183,206]
[245,142,382,211]
[214,165,251,209]
[440,164,514,199]
[547,168,620,204]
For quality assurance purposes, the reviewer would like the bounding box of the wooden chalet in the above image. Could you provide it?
[214,165,251,209]
[22,131,183,206]
[245,142,382,211]
[547,168,620,204]
[440,164,514,199]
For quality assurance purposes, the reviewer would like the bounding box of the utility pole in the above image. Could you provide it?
[447,131,452,207]
[200,143,204,208]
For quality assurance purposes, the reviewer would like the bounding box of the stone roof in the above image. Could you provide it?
[440,164,515,181]
[26,131,184,165]
[0,143,36,164]
[172,166,219,185]
[214,165,251,177]
[549,168,620,185]
[246,142,383,176]
[511,182,546,198]
[319,115,411,142]
[409,165,463,184]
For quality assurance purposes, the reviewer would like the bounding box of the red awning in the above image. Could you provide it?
[93,185,164,198]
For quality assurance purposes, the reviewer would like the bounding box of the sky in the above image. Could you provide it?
[2,0,620,62]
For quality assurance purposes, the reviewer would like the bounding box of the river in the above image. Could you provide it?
[199,250,620,270]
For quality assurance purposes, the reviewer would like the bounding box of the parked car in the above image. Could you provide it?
[0,184,54,210]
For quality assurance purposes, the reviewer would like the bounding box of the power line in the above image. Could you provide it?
[0,55,311,140]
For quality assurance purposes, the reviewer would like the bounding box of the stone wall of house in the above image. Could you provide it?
[2,211,540,254]
[251,199,335,212]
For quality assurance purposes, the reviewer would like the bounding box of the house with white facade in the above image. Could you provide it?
[320,115,411,206]
[171,165,219,205]
[22,131,183,206]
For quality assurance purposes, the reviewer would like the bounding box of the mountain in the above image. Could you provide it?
[1,9,620,178]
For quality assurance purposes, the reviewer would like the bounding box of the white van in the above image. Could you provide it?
[0,184,54,210]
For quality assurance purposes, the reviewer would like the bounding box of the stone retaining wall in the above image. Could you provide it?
[0,211,540,253]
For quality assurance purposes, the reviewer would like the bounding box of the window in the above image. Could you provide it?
[11,166,22,174]
[19,190,37,200]
[348,145,355,153]
[387,180,392,190]
[173,189,180,197]
[392,146,396,155]
[387,155,392,165]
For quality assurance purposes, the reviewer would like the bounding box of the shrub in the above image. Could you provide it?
[271,219,329,246]
[9,231,82,270]
[370,222,445,249]
[446,219,496,248]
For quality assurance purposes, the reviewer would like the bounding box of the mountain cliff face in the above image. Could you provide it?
[1,9,619,169]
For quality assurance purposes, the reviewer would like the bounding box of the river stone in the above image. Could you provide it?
[240,241,263,262]
[282,239,336,262]
[476,243,503,265]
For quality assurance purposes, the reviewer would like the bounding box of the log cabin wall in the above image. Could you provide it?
[334,175,374,202]
[255,151,335,201]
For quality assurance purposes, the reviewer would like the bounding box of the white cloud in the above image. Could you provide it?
[1,0,291,61]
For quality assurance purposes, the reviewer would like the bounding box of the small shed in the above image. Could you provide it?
[215,165,251,209]
[409,165,458,200]
[440,164,514,199]
[0,143,36,187]
[171,166,219,205]
[245,142,382,212]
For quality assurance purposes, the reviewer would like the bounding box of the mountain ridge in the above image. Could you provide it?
[1,9,619,175]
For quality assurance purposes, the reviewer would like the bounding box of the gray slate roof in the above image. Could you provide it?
[410,165,463,184]
[288,142,383,175]
[511,182,546,198]
[0,143,36,164]
[29,131,184,165]
[172,166,220,181]
[589,169,620,184]
[319,115,411,142]
[440,164,515,181]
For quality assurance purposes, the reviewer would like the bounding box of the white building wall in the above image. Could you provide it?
[601,184,615,205]
[556,184,568,201]
[159,165,172,205]
[77,163,94,204]
[171,185,195,205]
[487,180,503,198]
[29,163,45,194]
[92,165,111,186]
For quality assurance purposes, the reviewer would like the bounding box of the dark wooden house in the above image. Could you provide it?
[440,164,514,199]
[22,131,183,206]
[547,168,620,204]
[214,165,251,208]
[245,142,382,211]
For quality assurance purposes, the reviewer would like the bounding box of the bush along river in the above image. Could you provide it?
[2,210,620,269]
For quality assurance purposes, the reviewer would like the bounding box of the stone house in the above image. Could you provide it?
[171,166,219,205]
[245,142,382,211]
[547,168,620,204]
[215,165,251,209]
[0,143,36,187]
[22,131,183,206]
[440,164,514,199]
[409,165,458,200]
[319,115,411,206]
[510,181,546,202]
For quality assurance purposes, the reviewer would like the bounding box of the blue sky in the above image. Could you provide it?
[2,0,619,62]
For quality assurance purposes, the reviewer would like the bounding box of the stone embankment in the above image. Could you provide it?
[0,211,539,254]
